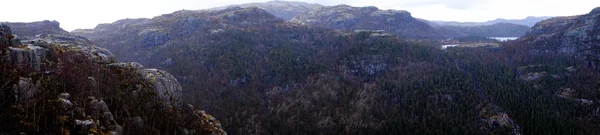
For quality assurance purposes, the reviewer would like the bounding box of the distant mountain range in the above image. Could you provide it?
[430,16,552,27]
[202,1,548,38]
[206,1,324,20]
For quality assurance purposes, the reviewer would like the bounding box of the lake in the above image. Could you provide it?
[488,37,519,42]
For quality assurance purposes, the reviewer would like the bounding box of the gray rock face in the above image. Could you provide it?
[6,45,48,72]
[140,69,183,108]
[26,34,116,64]
[522,7,600,69]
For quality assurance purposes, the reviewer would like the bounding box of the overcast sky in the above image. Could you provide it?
[2,0,599,31]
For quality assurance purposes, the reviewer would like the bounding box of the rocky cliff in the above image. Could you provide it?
[0,23,225,134]
[520,7,600,69]
[7,20,69,38]
[290,5,442,38]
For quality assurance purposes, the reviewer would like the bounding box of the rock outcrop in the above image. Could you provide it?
[291,5,442,38]
[140,69,183,109]
[7,20,69,38]
[520,7,600,69]
[0,23,225,134]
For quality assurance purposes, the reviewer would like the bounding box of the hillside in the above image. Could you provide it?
[207,1,324,20]
[1,23,225,134]
[290,5,442,38]
[72,6,600,134]
[520,7,600,68]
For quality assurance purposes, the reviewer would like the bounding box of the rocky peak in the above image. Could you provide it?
[207,0,324,20]
[7,20,68,38]
[291,4,441,38]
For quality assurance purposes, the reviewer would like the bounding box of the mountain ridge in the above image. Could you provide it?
[291,5,443,38]
[430,16,552,27]
[205,0,324,20]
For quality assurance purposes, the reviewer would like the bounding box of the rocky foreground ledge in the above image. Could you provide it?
[0,23,225,134]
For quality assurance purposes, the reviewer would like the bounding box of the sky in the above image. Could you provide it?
[2,0,599,31]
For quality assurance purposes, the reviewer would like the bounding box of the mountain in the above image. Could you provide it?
[73,7,491,134]
[72,6,600,134]
[5,20,69,38]
[0,22,225,134]
[433,23,530,37]
[207,0,324,20]
[290,5,443,38]
[431,16,552,27]
[520,7,600,68]
[488,16,553,27]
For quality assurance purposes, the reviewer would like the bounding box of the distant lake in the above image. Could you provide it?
[488,37,519,42]
[441,44,459,49]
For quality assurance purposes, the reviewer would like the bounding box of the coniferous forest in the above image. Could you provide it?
[1,1,600,134]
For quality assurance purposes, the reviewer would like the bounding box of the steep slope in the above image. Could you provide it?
[520,7,600,68]
[207,0,324,20]
[1,23,225,134]
[290,5,442,38]
[73,7,491,134]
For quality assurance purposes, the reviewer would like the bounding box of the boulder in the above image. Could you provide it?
[140,69,183,109]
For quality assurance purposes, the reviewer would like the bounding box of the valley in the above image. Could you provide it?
[1,1,599,135]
